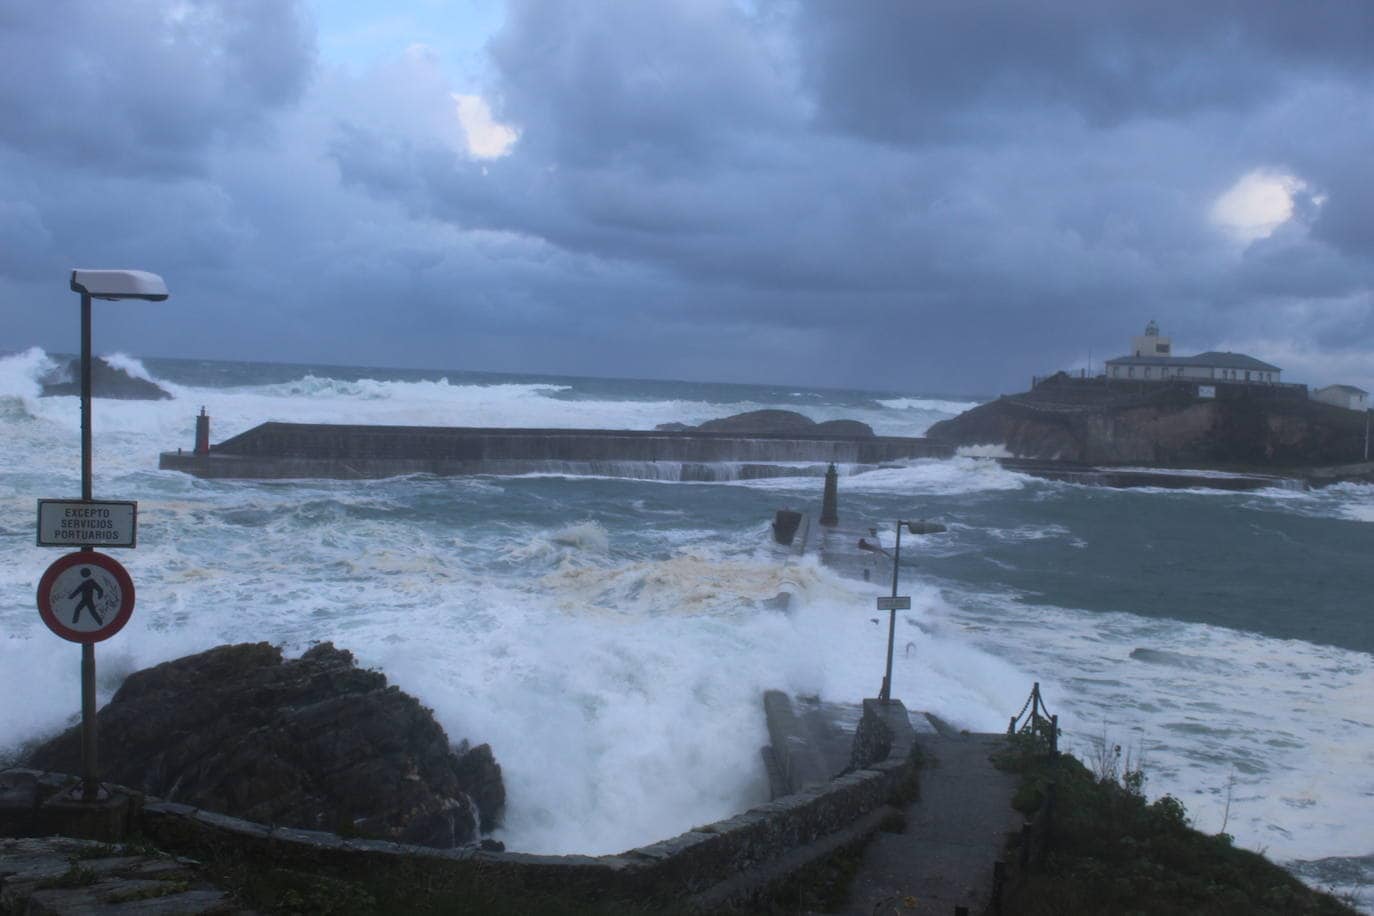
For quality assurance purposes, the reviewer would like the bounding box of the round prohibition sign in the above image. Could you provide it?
[36,551,135,643]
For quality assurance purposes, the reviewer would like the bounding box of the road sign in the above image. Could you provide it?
[36,552,136,643]
[876,596,911,611]
[37,499,137,548]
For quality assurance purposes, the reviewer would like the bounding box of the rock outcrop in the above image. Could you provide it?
[927,376,1369,467]
[40,358,173,400]
[658,409,875,438]
[25,642,503,848]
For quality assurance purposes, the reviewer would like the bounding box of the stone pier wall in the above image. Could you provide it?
[159,422,953,480]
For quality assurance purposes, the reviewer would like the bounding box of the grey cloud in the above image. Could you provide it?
[794,1,1374,142]
[488,0,802,170]
[0,0,315,176]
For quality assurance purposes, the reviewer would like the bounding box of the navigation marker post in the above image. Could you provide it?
[34,270,169,802]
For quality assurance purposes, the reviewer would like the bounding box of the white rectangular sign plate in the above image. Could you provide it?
[876,596,911,611]
[37,499,137,548]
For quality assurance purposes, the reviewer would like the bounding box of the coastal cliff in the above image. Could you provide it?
[927,375,1370,468]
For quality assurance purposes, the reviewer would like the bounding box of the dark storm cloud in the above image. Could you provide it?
[0,0,314,176]
[795,0,1374,141]
[2,1,1373,393]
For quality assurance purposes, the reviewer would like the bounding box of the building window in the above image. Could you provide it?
[1145,367,1152,378]
[1128,367,1134,378]
[1245,371,1251,381]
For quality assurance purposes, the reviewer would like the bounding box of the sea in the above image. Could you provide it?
[1,347,1370,906]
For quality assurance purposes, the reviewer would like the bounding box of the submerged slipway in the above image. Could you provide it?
[158,421,955,481]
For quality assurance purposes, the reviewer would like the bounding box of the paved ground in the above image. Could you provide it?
[839,717,1022,916]
[0,836,243,914]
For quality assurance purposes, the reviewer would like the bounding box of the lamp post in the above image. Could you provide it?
[67,269,168,800]
[877,518,946,703]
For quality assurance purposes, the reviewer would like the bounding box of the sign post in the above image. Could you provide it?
[877,519,945,704]
[35,270,168,801]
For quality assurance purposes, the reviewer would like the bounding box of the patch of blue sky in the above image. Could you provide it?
[307,0,504,85]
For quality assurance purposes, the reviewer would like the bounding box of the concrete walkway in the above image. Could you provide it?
[0,836,242,914]
[839,717,1022,916]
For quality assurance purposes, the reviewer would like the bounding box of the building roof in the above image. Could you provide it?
[1316,384,1369,396]
[1104,351,1281,372]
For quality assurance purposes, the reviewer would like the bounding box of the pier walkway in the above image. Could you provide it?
[762,691,1021,916]
[769,484,1022,913]
[839,718,1021,916]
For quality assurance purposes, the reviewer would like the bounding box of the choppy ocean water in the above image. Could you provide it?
[0,348,1370,906]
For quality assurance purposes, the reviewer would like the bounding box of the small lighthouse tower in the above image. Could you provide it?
[1131,320,1171,358]
[194,407,210,456]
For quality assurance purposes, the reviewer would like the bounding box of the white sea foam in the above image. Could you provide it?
[737,458,1026,497]
[876,396,981,415]
[956,443,1013,458]
[101,352,157,382]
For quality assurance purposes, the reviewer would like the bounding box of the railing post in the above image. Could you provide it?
[1050,714,1059,759]
[1007,715,1016,736]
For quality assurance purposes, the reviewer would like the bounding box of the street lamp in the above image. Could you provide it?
[70,271,169,502]
[878,518,945,703]
[67,269,169,800]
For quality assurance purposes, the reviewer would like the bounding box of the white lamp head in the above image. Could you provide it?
[70,269,169,302]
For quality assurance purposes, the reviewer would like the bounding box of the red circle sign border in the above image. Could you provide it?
[36,551,136,644]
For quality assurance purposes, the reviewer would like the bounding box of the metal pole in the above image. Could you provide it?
[880,521,901,702]
[1365,410,1369,462]
[79,291,98,801]
[81,292,92,502]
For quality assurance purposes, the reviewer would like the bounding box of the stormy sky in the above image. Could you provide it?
[1,1,1371,395]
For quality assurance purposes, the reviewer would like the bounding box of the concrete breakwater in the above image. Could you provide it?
[996,458,1306,491]
[158,421,954,480]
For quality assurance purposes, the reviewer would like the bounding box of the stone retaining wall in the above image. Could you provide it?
[0,700,918,912]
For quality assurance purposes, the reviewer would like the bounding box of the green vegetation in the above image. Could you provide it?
[995,733,1357,916]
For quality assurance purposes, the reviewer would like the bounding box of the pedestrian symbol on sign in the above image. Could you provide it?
[68,568,106,625]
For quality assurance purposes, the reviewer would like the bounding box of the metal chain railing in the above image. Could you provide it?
[992,683,1061,915]
[1006,681,1058,757]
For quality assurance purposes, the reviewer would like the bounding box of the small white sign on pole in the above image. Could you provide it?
[876,596,911,611]
[37,499,137,548]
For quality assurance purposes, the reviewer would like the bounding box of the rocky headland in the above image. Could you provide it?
[24,642,503,849]
[927,374,1371,472]
[40,357,173,400]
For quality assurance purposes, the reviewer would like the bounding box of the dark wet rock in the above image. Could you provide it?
[25,642,503,849]
[656,409,875,437]
[40,358,173,400]
[813,419,875,437]
[772,508,803,545]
